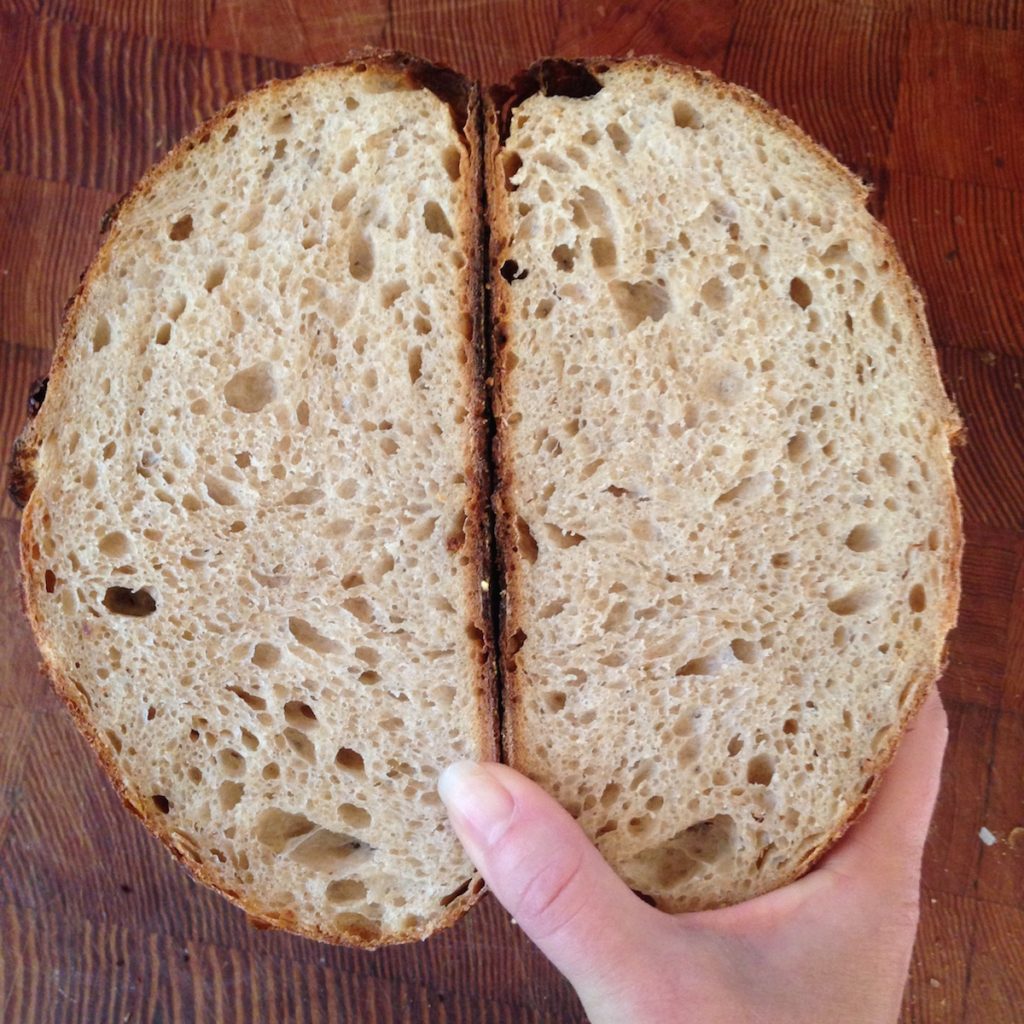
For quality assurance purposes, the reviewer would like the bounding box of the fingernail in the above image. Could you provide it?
[439,761,515,847]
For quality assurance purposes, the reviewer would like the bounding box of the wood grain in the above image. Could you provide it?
[207,0,390,65]
[885,172,1024,354]
[902,887,977,1022]
[1,16,206,192]
[40,0,217,47]
[963,900,1024,1022]
[891,17,1024,191]
[0,0,1022,1020]
[0,172,116,353]
[939,347,1024,531]
[725,0,907,193]
[0,342,53,522]
[942,524,1023,711]
[922,699,996,899]
[0,903,567,1023]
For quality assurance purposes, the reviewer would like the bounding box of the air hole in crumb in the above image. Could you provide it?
[789,277,813,309]
[605,121,630,153]
[269,112,293,135]
[289,617,339,654]
[341,597,373,624]
[747,753,775,786]
[327,879,367,903]
[44,569,56,593]
[92,316,111,352]
[205,261,226,292]
[339,803,372,829]
[225,363,276,413]
[99,532,129,558]
[677,652,725,677]
[542,523,585,549]
[909,584,927,612]
[336,747,365,774]
[626,814,735,888]
[254,808,314,851]
[155,322,172,345]
[205,476,238,506]
[228,685,266,710]
[382,280,408,308]
[441,145,461,181]
[251,643,280,669]
[701,276,729,310]
[787,432,810,461]
[609,279,671,331]
[503,150,523,188]
[284,486,324,506]
[349,233,374,281]
[103,586,156,617]
[332,184,357,212]
[552,243,575,271]
[828,586,881,616]
[731,638,760,664]
[152,794,170,813]
[283,727,316,762]
[879,452,901,476]
[845,524,881,552]
[408,345,423,384]
[219,781,244,811]
[727,734,744,756]
[516,517,538,563]
[423,201,453,238]
[169,215,193,241]
[672,100,703,129]
[284,700,318,729]
[545,691,566,712]
[590,237,616,268]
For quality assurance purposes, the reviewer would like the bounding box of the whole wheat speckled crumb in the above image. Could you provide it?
[488,58,961,913]
[14,56,495,947]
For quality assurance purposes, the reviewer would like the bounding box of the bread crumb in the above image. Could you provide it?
[979,826,997,846]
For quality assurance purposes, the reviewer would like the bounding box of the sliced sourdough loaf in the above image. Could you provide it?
[487,59,961,911]
[12,55,495,946]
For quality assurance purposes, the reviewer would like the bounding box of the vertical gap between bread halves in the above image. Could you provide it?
[476,93,507,765]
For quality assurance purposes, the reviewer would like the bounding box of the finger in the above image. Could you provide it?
[819,685,949,889]
[439,761,665,1000]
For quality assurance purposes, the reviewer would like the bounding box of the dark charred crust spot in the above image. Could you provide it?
[632,888,658,907]
[27,376,48,417]
[500,259,527,282]
[7,439,36,508]
[439,877,472,907]
[492,58,604,143]
[100,193,129,234]
[405,60,472,141]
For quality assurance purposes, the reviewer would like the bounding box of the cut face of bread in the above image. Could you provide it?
[15,58,495,946]
[488,60,961,911]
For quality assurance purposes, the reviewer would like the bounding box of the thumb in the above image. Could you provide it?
[439,761,663,999]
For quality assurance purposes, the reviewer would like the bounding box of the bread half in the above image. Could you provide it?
[12,55,495,946]
[487,58,961,911]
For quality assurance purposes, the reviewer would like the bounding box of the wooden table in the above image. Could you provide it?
[1,0,1021,1020]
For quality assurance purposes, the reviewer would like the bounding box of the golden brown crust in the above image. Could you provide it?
[13,52,491,949]
[486,56,963,904]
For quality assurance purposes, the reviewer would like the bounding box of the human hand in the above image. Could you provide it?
[439,687,948,1024]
